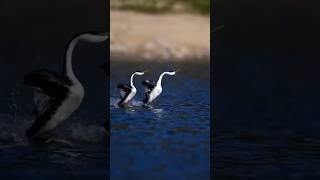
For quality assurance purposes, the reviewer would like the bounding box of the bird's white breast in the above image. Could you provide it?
[124,88,136,104]
[148,86,162,103]
[43,83,85,133]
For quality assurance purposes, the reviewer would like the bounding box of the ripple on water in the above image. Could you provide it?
[110,62,210,179]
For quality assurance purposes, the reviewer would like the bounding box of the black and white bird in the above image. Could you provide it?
[142,71,176,104]
[117,71,145,106]
[24,32,108,143]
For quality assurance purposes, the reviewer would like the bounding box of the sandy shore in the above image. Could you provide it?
[111,10,210,61]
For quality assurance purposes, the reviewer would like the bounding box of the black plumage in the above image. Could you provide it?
[24,70,71,141]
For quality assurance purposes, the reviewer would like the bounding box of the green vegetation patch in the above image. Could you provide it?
[181,0,210,14]
[111,0,210,14]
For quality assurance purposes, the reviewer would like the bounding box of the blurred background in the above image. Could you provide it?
[110,0,210,62]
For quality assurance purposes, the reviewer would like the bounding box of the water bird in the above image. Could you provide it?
[24,31,108,143]
[117,71,145,106]
[142,71,176,104]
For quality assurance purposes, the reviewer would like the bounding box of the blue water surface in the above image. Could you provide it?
[110,61,210,180]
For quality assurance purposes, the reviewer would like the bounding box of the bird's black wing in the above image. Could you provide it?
[142,80,156,90]
[117,84,131,93]
[117,84,132,99]
[117,84,132,105]
[32,88,51,117]
[24,69,70,97]
[24,69,70,118]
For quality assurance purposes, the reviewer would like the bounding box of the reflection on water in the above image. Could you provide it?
[110,61,210,180]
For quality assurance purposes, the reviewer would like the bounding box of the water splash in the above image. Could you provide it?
[110,97,144,108]
[110,97,119,107]
[0,113,106,146]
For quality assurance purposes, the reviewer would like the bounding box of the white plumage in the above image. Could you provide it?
[143,71,176,104]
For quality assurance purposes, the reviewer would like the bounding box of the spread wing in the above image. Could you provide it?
[142,80,156,90]
[24,69,70,97]
[33,88,51,117]
[142,80,156,96]
[117,84,132,98]
[24,69,69,117]
[142,80,156,104]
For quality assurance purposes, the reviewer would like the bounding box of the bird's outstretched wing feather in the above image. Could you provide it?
[142,80,156,90]
[117,84,131,99]
[24,69,69,120]
[117,84,132,106]
[117,84,131,93]
[33,88,51,117]
[24,69,70,97]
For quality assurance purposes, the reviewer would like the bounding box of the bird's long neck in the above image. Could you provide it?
[63,36,80,83]
[157,72,168,87]
[130,73,136,89]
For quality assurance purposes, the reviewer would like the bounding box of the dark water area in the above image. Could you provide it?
[213,50,320,179]
[110,61,210,180]
[213,1,320,179]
